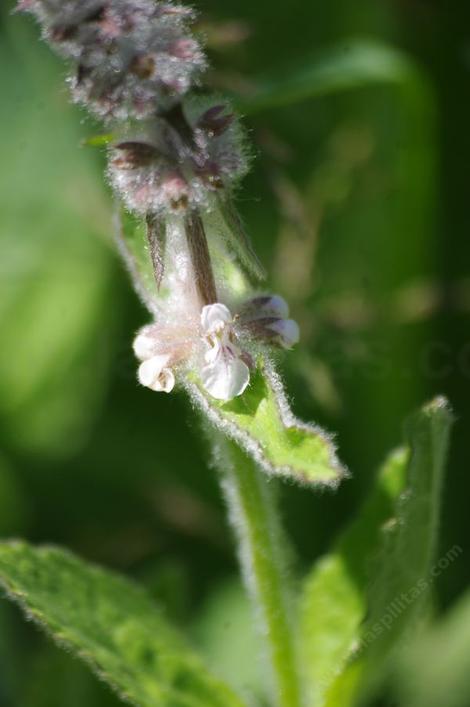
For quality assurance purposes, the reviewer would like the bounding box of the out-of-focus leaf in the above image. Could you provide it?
[192,579,269,703]
[358,397,453,698]
[299,448,408,706]
[0,541,246,707]
[0,455,29,535]
[240,40,424,114]
[395,584,469,707]
[0,603,25,706]
[0,20,115,457]
[186,363,346,488]
[20,646,122,707]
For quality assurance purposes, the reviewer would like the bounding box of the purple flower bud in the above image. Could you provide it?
[108,100,248,216]
[236,294,300,349]
[239,295,290,321]
[197,105,235,137]
[265,318,300,348]
[18,0,207,120]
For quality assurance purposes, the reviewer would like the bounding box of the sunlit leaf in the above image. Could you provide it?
[299,448,408,706]
[0,541,246,707]
[357,397,453,699]
[186,363,346,488]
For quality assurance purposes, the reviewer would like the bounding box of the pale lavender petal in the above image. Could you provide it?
[201,354,250,401]
[267,319,300,348]
[200,303,232,335]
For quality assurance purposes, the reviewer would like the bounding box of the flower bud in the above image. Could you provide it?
[108,100,248,217]
[18,0,206,120]
[265,318,300,348]
[237,294,300,349]
[239,294,290,321]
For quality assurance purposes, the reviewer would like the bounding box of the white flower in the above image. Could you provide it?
[132,296,299,401]
[137,353,175,393]
[200,304,250,401]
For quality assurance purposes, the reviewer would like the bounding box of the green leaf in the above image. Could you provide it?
[186,363,346,488]
[239,39,425,114]
[357,397,453,698]
[395,582,469,707]
[299,448,408,706]
[192,579,269,703]
[0,541,245,707]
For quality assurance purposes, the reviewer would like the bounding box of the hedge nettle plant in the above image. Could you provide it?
[0,3,453,707]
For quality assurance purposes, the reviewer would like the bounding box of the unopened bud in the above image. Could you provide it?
[237,294,300,349]
[18,0,207,120]
[239,295,289,321]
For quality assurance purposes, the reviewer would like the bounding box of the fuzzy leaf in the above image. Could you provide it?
[396,582,469,707]
[364,399,452,645]
[299,448,408,706]
[0,541,245,707]
[299,398,453,707]
[186,363,346,488]
[353,397,453,701]
[240,40,424,114]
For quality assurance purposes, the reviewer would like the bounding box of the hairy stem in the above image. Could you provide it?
[216,436,303,707]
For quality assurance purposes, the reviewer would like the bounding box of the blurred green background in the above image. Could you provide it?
[0,0,469,705]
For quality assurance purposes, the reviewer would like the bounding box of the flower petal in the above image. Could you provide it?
[240,294,290,321]
[138,354,175,393]
[201,354,250,401]
[133,329,157,360]
[268,319,300,349]
[267,318,300,348]
[201,303,232,335]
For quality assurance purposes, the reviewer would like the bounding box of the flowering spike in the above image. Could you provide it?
[17,0,206,120]
[15,0,346,487]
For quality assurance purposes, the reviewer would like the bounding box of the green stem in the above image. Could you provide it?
[216,436,302,707]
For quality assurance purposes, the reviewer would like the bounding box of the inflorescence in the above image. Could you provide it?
[18,0,300,401]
